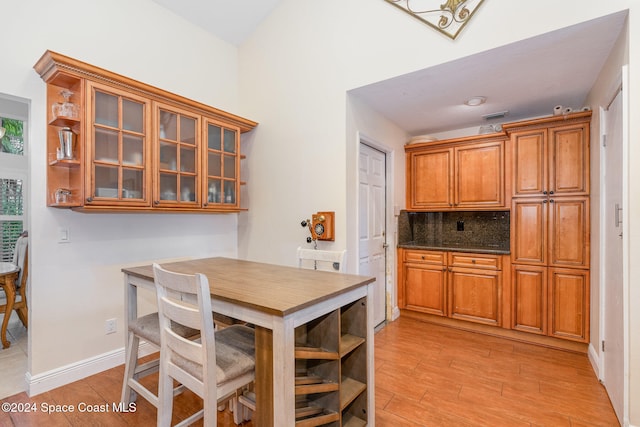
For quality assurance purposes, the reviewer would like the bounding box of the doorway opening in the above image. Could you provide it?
[0,93,30,399]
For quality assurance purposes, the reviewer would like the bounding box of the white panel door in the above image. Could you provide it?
[602,85,624,425]
[359,143,386,326]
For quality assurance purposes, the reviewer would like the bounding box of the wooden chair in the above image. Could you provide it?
[296,247,347,272]
[153,263,256,427]
[121,311,199,408]
[0,234,29,345]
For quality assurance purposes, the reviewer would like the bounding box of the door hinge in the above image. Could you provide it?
[602,134,607,147]
[602,340,605,352]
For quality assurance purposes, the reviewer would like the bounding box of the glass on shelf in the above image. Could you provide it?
[52,90,79,119]
[123,169,143,199]
[208,179,221,203]
[180,176,196,202]
[159,173,177,201]
[223,181,236,204]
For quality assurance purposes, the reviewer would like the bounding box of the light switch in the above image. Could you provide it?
[58,227,70,243]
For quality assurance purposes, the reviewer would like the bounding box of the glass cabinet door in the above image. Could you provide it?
[155,104,200,206]
[204,119,239,209]
[87,82,150,206]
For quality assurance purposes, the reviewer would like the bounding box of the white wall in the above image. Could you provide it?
[237,0,639,424]
[1,0,244,380]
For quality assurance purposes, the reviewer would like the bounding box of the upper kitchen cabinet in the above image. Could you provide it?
[34,50,258,213]
[405,135,506,211]
[504,112,590,198]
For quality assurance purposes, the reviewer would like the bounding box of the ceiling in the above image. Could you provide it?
[151,2,627,137]
[151,0,283,46]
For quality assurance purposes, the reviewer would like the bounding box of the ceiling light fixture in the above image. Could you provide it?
[465,96,486,106]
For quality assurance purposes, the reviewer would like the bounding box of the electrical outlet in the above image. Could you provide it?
[105,318,117,335]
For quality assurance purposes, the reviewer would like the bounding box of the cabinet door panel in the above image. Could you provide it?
[455,141,504,208]
[403,265,447,316]
[154,103,201,206]
[548,197,589,268]
[549,124,589,195]
[548,268,589,342]
[512,130,546,197]
[449,269,501,326]
[87,81,151,206]
[511,265,547,334]
[203,119,240,209]
[512,199,546,265]
[408,149,453,209]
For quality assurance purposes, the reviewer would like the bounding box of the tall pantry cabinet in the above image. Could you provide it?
[504,113,591,342]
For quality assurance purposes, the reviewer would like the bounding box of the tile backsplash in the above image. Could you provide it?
[398,210,510,251]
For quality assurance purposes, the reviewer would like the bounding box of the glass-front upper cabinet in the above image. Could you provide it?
[203,118,240,210]
[154,103,200,206]
[86,81,151,206]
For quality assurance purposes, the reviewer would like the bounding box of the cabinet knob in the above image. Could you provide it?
[543,200,548,204]
[204,203,208,207]
[471,259,476,263]
[549,199,555,203]
[543,191,548,195]
[86,197,93,203]
[549,191,554,195]
[421,256,425,260]
[154,200,159,205]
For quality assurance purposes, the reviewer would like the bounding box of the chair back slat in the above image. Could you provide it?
[165,329,203,366]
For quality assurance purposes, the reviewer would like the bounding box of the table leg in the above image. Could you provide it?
[254,319,296,426]
[254,326,273,426]
[1,274,17,349]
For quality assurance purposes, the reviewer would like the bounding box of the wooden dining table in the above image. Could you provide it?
[122,257,376,426]
[0,262,20,349]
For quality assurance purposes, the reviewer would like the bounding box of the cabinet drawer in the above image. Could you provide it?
[448,253,501,270]
[404,250,445,265]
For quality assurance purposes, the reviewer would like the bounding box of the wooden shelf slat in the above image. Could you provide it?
[295,375,324,386]
[339,334,365,356]
[343,413,367,427]
[340,376,366,410]
[295,381,339,395]
[295,346,339,360]
[295,409,339,427]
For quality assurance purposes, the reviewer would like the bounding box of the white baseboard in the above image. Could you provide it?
[587,342,601,380]
[391,306,400,321]
[27,341,156,397]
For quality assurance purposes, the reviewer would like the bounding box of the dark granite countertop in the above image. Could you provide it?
[398,242,510,255]
[397,210,510,255]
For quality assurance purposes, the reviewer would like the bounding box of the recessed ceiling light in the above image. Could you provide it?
[464,96,486,106]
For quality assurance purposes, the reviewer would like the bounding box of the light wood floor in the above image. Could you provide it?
[0,316,618,426]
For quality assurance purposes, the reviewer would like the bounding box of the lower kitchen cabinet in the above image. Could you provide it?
[548,267,589,342]
[511,265,589,342]
[399,249,503,326]
[404,263,447,316]
[449,267,501,326]
[511,265,547,335]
